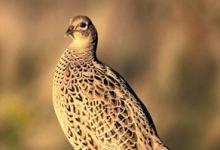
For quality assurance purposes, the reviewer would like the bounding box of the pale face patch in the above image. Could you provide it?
[68,31,93,49]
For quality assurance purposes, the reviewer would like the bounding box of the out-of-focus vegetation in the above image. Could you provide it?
[0,0,220,149]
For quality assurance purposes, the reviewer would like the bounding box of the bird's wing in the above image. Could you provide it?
[84,62,166,149]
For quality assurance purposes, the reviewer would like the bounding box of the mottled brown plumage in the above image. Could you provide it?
[53,16,168,150]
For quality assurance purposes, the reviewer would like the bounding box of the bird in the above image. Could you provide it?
[53,15,169,150]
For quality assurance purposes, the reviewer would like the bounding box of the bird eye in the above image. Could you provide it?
[79,22,87,29]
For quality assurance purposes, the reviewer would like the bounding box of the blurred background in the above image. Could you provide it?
[0,0,220,150]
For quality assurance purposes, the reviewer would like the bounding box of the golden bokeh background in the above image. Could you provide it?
[0,0,220,150]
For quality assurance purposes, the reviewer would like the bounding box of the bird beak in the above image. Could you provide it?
[65,25,74,37]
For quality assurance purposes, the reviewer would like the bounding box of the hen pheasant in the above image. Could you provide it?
[53,16,168,150]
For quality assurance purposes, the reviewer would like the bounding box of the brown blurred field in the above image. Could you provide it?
[0,0,220,150]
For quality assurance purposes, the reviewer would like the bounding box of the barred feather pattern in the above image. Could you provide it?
[53,47,168,150]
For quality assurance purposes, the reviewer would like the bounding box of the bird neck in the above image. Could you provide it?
[64,42,97,63]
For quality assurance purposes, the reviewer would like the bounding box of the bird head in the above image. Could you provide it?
[65,16,98,49]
